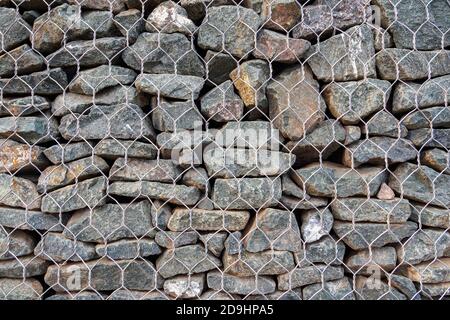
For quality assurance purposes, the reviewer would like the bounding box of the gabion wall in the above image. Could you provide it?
[0,0,449,300]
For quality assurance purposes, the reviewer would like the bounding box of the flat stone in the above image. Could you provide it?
[0,228,36,260]
[345,247,397,275]
[207,270,276,295]
[323,79,392,125]
[300,208,334,243]
[212,177,281,210]
[94,139,157,160]
[204,51,238,86]
[0,255,48,278]
[331,198,411,223]
[0,174,41,210]
[302,277,355,300]
[135,73,205,100]
[63,201,155,243]
[155,231,198,249]
[377,183,396,200]
[0,7,31,51]
[0,68,67,95]
[305,25,376,82]
[199,233,226,256]
[402,107,450,130]
[281,174,307,199]
[41,176,107,213]
[168,208,250,232]
[333,221,418,250]
[152,98,203,132]
[267,65,326,140]
[66,0,126,13]
[59,104,155,141]
[261,0,301,31]
[402,258,450,284]
[0,96,50,117]
[46,37,127,68]
[110,158,182,183]
[0,207,65,231]
[200,289,241,300]
[0,278,43,300]
[181,168,209,191]
[294,236,345,266]
[200,80,244,122]
[44,258,162,292]
[109,181,201,206]
[421,282,450,298]
[376,49,450,81]
[355,276,406,300]
[157,129,214,159]
[156,244,222,278]
[47,292,105,300]
[406,128,450,148]
[0,114,59,144]
[363,110,408,139]
[34,232,97,262]
[95,239,161,259]
[280,196,329,211]
[410,203,450,229]
[197,5,261,58]
[164,274,205,299]
[277,265,344,290]
[389,274,420,300]
[0,44,45,77]
[113,9,145,43]
[293,162,387,198]
[107,290,169,300]
[389,163,450,208]
[44,142,93,165]
[146,1,196,36]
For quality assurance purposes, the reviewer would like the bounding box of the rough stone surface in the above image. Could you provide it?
[110,158,182,183]
[200,81,244,122]
[146,1,196,36]
[155,231,198,249]
[277,265,344,290]
[0,7,31,51]
[300,208,334,243]
[164,274,205,299]
[0,278,43,300]
[410,203,449,229]
[345,247,397,275]
[0,229,36,260]
[0,44,45,77]
[135,73,204,100]
[96,239,161,259]
[0,174,41,210]
[94,139,157,160]
[207,270,276,295]
[302,277,355,300]
[152,98,203,132]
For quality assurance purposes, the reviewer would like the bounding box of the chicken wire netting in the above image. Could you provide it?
[0,0,448,301]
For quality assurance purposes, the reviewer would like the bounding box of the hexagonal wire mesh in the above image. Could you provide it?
[0,0,448,301]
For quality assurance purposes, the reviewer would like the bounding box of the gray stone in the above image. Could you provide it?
[376,182,399,201]
[67,0,126,13]
[207,270,276,295]
[0,68,67,95]
[110,158,182,183]
[323,79,392,125]
[164,274,205,299]
[280,195,329,211]
[0,174,41,210]
[281,174,308,199]
[344,126,362,145]
[331,198,411,223]
[363,110,408,138]
[41,176,107,213]
[402,107,450,130]
[245,289,303,300]
[260,0,300,32]
[95,239,161,259]
[373,27,394,51]
[406,128,450,148]
[277,265,344,290]
[204,51,238,85]
[0,207,65,232]
[155,231,198,249]
[410,203,449,229]
[168,208,250,232]
[305,25,376,82]
[34,232,97,262]
[293,162,387,198]
[345,247,397,275]
[0,229,36,260]
[152,98,203,132]
[122,32,204,76]
[224,231,242,255]
[300,208,334,243]
[199,289,241,300]
[46,292,105,300]
[59,104,155,141]
[0,7,31,52]
[146,1,196,36]
[389,163,450,208]
[376,49,450,81]
[44,142,93,165]
[0,278,43,300]
[0,114,59,144]
[200,80,244,122]
[267,65,326,140]
[355,276,406,300]
[182,168,209,191]
[63,201,155,243]
[94,139,157,160]
[107,290,169,300]
[402,258,450,284]
[294,236,345,266]
[135,73,205,100]
[200,233,226,256]
[333,221,418,250]
[421,282,450,298]
[389,274,420,300]
[156,244,222,278]
[114,9,145,43]
[0,44,45,77]
[0,96,50,117]
[157,129,215,159]
[212,177,282,210]
[198,5,261,58]
[303,278,355,300]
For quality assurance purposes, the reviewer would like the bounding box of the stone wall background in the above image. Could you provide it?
[0,0,449,300]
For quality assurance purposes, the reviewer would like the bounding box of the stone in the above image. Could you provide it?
[69,65,137,95]
[59,104,155,141]
[37,156,109,192]
[66,0,126,13]
[123,32,204,76]
[331,198,411,223]
[243,208,301,253]
[280,196,329,211]
[0,207,65,232]
[406,128,450,148]
[199,289,240,300]
[146,1,196,36]
[0,96,50,117]
[0,7,31,52]
[302,278,355,300]
[63,201,155,243]
[0,114,59,144]
[152,98,203,132]
[34,232,97,262]
[402,258,450,284]
[342,137,417,168]
[181,168,209,191]
[260,0,301,32]
[164,274,205,299]
[355,276,406,300]
[389,274,420,300]
[0,68,68,95]
[402,107,450,130]
[294,236,345,266]
[333,221,418,250]
[46,37,127,68]
[207,270,276,295]
[281,174,308,199]
[107,290,169,300]
[393,75,450,114]
[344,126,361,145]
[47,292,105,301]
[267,65,326,140]
[157,130,214,159]
[44,258,162,292]
[421,283,450,298]
[396,229,450,265]
[373,27,394,51]
[200,80,244,122]
[0,229,36,260]
[277,265,344,290]
[224,250,295,276]
[0,174,41,210]
[0,44,45,77]
[95,239,161,259]
[113,9,145,43]
[41,176,107,213]
[155,231,198,249]
[377,49,450,81]
[212,177,282,210]
[200,233,226,256]
[377,183,396,200]
[372,0,450,50]
[135,73,205,100]
[345,247,397,275]
[204,51,238,86]
[363,110,408,139]
[389,163,450,208]
[197,5,262,58]
[94,139,157,160]
[246,289,302,300]
[224,231,242,255]
[300,208,334,244]
[410,204,449,229]
[293,162,387,198]
[156,244,222,278]
[44,142,93,165]
[323,79,392,125]
[168,208,250,232]
[0,278,43,300]
[110,158,182,183]
[253,29,310,63]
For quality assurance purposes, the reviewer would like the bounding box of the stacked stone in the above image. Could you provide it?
[0,0,448,300]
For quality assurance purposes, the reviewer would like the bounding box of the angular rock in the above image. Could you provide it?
[66,0,126,12]
[107,290,169,300]
[410,204,449,229]
[294,236,345,266]
[146,1,196,35]
[0,174,41,210]
[207,270,276,295]
[402,107,450,130]
[402,258,450,284]
[200,80,244,122]
[280,195,329,211]
[281,174,307,199]
[0,207,65,232]
[355,276,406,300]
[156,129,214,159]
[204,51,238,85]
[199,233,226,257]
[0,278,43,300]
[344,126,361,145]
[94,139,157,160]
[113,9,145,43]
[164,274,204,299]
[224,250,295,276]
[267,65,326,140]
[152,98,203,132]
[46,292,105,301]
[0,96,50,117]
[0,114,59,144]
[376,183,396,200]
[110,158,182,183]
[300,208,334,243]
[302,277,355,300]
[0,44,45,77]
[0,229,36,260]
[406,128,450,148]
[41,176,107,213]
[181,167,209,191]
[373,27,393,51]
[135,73,204,100]
[345,247,397,275]
[277,265,344,290]
[155,231,198,249]
[0,7,31,52]
[389,274,420,300]
[363,110,408,139]
[95,239,161,259]
[421,282,450,298]
[44,142,93,165]
[261,0,300,31]
[0,68,67,95]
